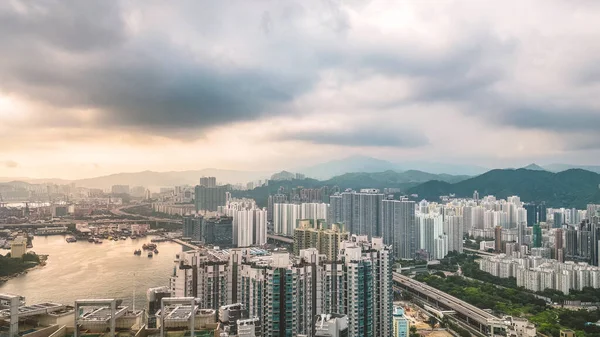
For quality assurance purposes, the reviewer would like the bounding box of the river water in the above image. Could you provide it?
[0,235,183,308]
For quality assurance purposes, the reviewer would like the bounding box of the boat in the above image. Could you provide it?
[94,238,103,244]
[142,243,157,250]
[130,235,138,240]
[134,249,142,256]
[120,236,127,240]
[154,249,159,254]
[148,251,153,258]
[66,236,77,243]
[88,237,95,243]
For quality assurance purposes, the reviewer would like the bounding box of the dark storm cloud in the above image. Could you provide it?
[0,1,317,135]
[1,0,600,152]
[0,1,125,51]
[280,128,429,147]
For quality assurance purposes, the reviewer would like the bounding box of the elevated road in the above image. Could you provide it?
[110,204,183,224]
[171,238,201,250]
[267,234,294,244]
[393,272,505,335]
[464,248,496,256]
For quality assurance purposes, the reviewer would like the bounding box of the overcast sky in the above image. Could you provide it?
[1,0,600,179]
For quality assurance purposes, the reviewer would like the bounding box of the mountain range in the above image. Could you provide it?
[407,168,600,208]
[295,155,600,179]
[231,167,600,209]
[1,155,599,191]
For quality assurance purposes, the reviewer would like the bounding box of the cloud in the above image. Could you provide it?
[3,161,18,168]
[277,126,429,148]
[0,1,320,137]
[1,0,600,169]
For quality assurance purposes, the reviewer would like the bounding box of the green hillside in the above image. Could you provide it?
[407,169,600,208]
[232,170,469,207]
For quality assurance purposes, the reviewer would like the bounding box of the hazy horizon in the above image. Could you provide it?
[2,1,600,180]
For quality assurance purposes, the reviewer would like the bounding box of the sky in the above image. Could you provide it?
[1,0,600,179]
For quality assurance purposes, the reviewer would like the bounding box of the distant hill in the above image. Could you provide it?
[407,168,600,208]
[297,155,489,179]
[298,155,398,180]
[522,163,546,171]
[233,170,470,207]
[394,161,490,176]
[324,170,469,188]
[543,164,600,174]
[72,169,269,190]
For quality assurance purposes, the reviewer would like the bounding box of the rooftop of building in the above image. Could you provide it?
[156,306,215,322]
[0,302,68,319]
[80,306,129,322]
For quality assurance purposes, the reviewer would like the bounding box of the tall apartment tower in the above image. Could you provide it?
[329,191,383,238]
[294,221,350,261]
[444,215,464,253]
[200,176,217,188]
[381,199,416,260]
[495,226,503,253]
[237,249,323,337]
[273,203,301,236]
[267,194,288,221]
[234,208,267,247]
[339,236,393,337]
[555,229,564,262]
[195,185,228,212]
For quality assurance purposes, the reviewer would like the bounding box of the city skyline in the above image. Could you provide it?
[2,1,600,179]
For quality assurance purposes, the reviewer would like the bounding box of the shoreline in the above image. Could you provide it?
[0,259,47,284]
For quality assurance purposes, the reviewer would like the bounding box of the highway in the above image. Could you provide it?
[464,248,496,256]
[393,272,503,333]
[267,234,294,244]
[110,204,183,224]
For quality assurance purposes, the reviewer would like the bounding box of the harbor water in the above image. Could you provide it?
[0,235,183,308]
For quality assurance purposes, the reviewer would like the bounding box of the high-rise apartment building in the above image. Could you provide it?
[195,185,228,212]
[524,203,538,227]
[587,204,600,220]
[111,185,130,195]
[233,209,267,247]
[267,194,288,221]
[329,191,383,238]
[301,203,330,224]
[417,212,443,259]
[339,236,393,337]
[273,203,301,236]
[444,215,463,253]
[555,229,564,262]
[532,224,542,248]
[172,236,392,337]
[495,226,503,253]
[294,221,349,260]
[385,199,417,260]
[183,215,203,241]
[200,176,217,188]
[203,215,234,248]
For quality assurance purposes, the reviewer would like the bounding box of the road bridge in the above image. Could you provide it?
[464,248,496,256]
[393,272,505,335]
[267,234,294,244]
[171,238,201,250]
